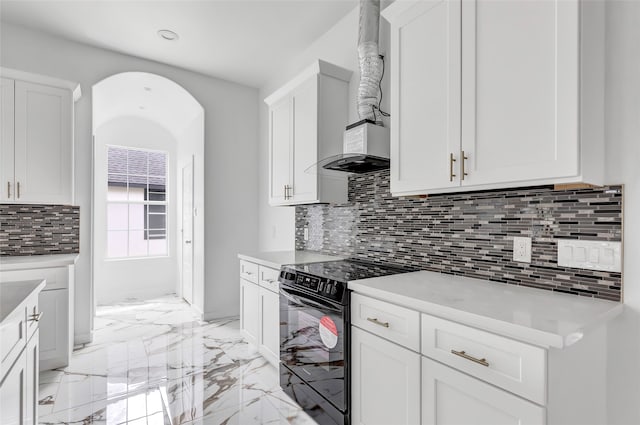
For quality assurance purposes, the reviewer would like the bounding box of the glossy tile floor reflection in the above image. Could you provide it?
[38,296,316,424]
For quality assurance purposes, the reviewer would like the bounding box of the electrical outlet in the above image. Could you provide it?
[513,236,532,263]
[303,226,309,241]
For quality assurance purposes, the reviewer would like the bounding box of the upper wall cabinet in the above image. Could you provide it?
[383,0,605,196]
[265,60,352,206]
[1,69,79,205]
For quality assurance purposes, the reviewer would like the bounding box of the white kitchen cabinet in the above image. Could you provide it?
[422,357,546,425]
[351,326,421,425]
[240,277,260,347]
[0,264,75,370]
[240,260,281,366]
[39,289,69,370]
[0,280,44,425]
[0,75,75,204]
[265,59,351,206]
[350,287,610,425]
[0,349,27,425]
[383,0,605,196]
[258,287,279,366]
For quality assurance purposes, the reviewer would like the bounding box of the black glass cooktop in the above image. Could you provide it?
[284,259,413,283]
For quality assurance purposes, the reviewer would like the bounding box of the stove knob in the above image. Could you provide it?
[331,285,338,295]
[325,283,333,294]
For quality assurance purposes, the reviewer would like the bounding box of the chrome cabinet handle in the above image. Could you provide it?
[245,271,253,276]
[6,181,10,198]
[451,349,489,367]
[461,150,468,181]
[29,312,43,322]
[264,279,276,283]
[367,317,390,328]
[449,153,457,182]
[185,240,192,244]
[283,185,287,199]
[17,181,20,199]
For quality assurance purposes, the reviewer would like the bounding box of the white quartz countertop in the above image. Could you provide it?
[238,250,344,269]
[0,279,46,322]
[348,270,623,349]
[0,254,79,271]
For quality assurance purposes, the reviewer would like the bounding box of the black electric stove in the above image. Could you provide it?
[278,259,411,425]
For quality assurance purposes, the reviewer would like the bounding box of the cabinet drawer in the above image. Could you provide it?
[259,266,279,293]
[351,293,420,352]
[0,267,68,290]
[239,260,259,284]
[421,314,546,405]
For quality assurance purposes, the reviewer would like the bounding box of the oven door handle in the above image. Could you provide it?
[280,287,342,313]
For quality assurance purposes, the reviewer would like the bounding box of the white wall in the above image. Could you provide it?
[605,1,640,423]
[94,116,178,303]
[0,22,259,341]
[257,3,390,251]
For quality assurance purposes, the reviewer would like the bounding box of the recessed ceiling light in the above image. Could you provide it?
[143,87,152,92]
[139,106,145,110]
[158,29,179,41]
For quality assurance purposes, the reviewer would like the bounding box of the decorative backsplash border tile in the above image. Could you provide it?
[295,170,623,301]
[0,204,80,256]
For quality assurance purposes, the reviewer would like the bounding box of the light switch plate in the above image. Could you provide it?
[557,239,622,272]
[513,236,532,263]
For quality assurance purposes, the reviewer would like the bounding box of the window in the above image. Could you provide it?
[107,146,168,258]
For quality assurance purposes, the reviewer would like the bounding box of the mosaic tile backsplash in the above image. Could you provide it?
[295,170,623,301]
[0,204,80,256]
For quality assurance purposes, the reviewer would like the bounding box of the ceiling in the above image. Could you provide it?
[0,0,358,88]
[93,72,204,137]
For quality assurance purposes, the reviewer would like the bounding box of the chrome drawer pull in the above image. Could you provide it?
[264,279,276,283]
[451,349,489,367]
[367,317,390,328]
[29,312,43,322]
[245,271,253,276]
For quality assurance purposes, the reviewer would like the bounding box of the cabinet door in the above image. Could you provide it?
[25,330,39,425]
[387,0,461,195]
[461,0,579,186]
[269,96,292,205]
[291,75,318,203]
[422,357,546,425]
[258,287,279,366]
[351,326,420,425]
[1,78,15,202]
[14,80,72,204]
[0,348,27,425]
[240,279,260,347]
[39,289,69,370]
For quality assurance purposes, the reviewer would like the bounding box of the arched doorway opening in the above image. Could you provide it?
[92,72,205,316]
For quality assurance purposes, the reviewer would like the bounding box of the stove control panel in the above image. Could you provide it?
[279,269,345,303]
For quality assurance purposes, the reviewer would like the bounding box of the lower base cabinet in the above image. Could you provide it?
[351,326,421,425]
[240,278,260,347]
[258,287,279,365]
[0,350,27,425]
[422,357,545,425]
[240,259,281,367]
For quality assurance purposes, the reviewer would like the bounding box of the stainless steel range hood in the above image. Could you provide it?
[319,0,390,174]
[321,119,390,173]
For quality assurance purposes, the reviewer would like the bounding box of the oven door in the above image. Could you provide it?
[280,285,347,412]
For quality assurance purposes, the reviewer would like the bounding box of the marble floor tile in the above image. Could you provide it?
[39,295,317,425]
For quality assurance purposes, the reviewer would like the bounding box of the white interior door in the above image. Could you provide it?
[181,159,194,305]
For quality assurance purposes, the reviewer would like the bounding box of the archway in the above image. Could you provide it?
[92,72,205,316]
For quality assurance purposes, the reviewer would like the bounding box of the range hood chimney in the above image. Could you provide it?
[322,0,390,174]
